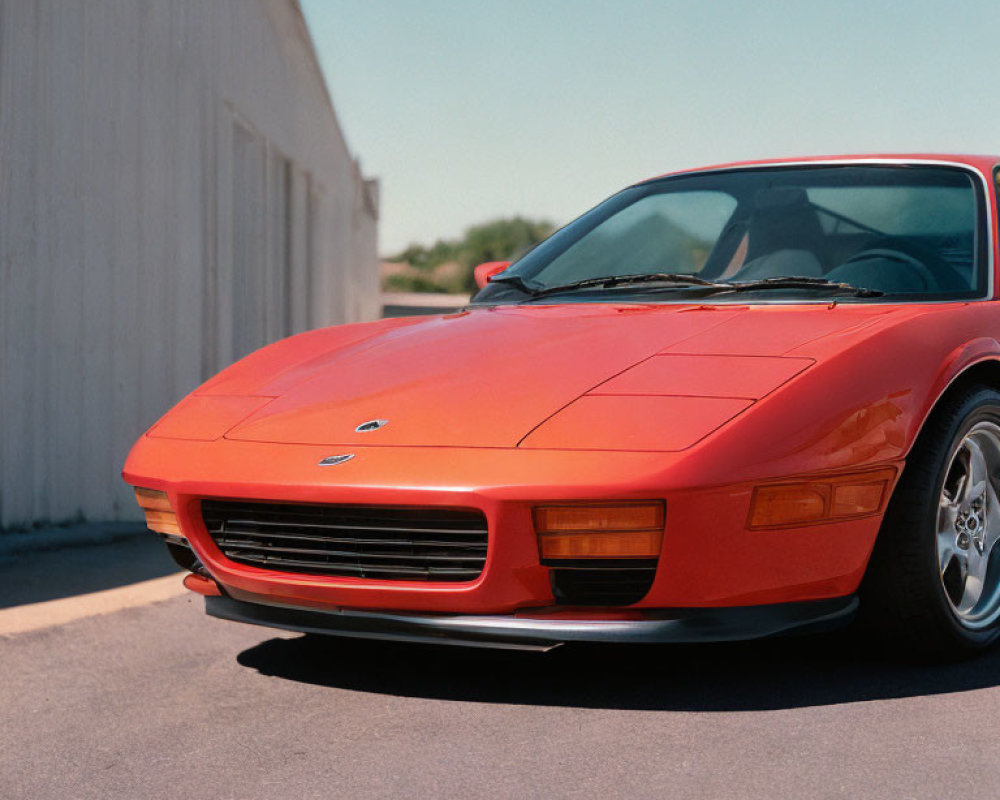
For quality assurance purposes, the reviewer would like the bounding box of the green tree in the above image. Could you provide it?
[456,217,555,290]
[386,216,555,293]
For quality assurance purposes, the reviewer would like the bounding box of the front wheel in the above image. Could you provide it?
[862,385,1000,658]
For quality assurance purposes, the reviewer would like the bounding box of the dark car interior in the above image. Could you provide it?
[709,184,976,295]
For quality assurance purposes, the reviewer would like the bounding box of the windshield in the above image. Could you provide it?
[473,164,987,304]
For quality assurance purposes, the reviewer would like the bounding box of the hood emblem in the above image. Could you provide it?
[355,419,389,432]
[318,454,355,466]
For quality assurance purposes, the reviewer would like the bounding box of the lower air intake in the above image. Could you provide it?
[547,560,658,606]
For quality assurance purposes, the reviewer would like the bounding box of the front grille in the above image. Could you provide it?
[202,500,488,582]
[548,560,658,606]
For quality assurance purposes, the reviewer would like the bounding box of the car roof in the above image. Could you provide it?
[642,153,1000,184]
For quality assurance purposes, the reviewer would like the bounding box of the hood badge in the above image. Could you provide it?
[318,454,355,467]
[355,419,389,432]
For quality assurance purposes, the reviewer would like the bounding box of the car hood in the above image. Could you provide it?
[216,303,898,450]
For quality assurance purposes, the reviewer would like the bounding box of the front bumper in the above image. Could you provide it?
[125,437,889,610]
[206,591,859,652]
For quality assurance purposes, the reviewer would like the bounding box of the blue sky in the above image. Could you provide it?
[301,0,1000,255]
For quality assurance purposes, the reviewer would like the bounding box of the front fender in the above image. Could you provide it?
[669,304,1000,488]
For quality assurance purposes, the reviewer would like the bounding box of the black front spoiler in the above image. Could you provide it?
[206,592,859,652]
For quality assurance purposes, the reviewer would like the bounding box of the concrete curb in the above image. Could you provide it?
[0,572,187,636]
[0,522,148,558]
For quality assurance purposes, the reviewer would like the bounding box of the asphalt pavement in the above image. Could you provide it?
[3,536,1000,799]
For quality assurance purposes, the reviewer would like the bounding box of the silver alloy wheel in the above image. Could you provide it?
[937,421,1000,629]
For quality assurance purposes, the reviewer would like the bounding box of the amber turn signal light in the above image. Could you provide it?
[534,502,664,559]
[183,573,221,597]
[134,487,183,537]
[748,468,895,529]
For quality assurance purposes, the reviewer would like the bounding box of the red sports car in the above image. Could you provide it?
[125,154,1000,657]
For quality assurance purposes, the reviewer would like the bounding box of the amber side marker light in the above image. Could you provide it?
[534,502,665,559]
[748,468,896,529]
[183,573,222,597]
[134,487,183,537]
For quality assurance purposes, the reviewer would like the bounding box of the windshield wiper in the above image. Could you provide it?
[487,273,538,293]
[700,276,883,298]
[491,272,883,300]
[523,272,730,299]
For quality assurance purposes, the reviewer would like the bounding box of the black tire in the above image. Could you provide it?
[860,384,1000,658]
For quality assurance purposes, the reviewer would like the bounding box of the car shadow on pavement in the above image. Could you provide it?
[236,627,1000,711]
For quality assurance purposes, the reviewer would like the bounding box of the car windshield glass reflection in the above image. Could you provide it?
[474,165,985,304]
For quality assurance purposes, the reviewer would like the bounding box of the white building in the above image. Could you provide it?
[0,0,380,530]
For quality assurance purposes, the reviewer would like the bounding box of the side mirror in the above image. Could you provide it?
[473,261,511,289]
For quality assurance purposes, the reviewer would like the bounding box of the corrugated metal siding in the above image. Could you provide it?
[0,0,380,529]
